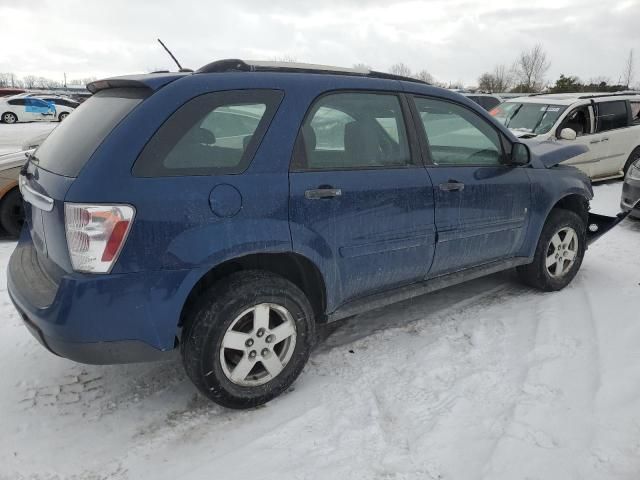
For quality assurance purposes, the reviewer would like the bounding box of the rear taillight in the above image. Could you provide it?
[64,203,135,273]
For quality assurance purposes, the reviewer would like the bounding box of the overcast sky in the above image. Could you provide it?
[0,0,638,86]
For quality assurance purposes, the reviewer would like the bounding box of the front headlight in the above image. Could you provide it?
[627,160,640,181]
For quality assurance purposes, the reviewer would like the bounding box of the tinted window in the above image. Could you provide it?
[480,97,501,110]
[295,92,412,170]
[8,99,25,106]
[134,90,282,176]
[414,97,503,166]
[35,88,148,177]
[596,101,628,132]
[630,102,640,125]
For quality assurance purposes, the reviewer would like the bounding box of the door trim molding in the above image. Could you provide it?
[327,256,531,322]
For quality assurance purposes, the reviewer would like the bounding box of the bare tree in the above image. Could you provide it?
[353,63,372,71]
[389,63,412,77]
[622,49,635,88]
[492,64,513,92]
[271,55,298,63]
[22,75,38,89]
[414,70,434,84]
[514,44,550,92]
[478,72,498,92]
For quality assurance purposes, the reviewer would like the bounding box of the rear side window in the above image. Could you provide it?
[134,90,283,177]
[8,99,25,106]
[596,101,629,132]
[35,88,148,177]
[630,101,640,125]
[293,92,413,171]
[480,96,501,110]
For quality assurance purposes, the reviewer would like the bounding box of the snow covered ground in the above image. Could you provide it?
[1,124,639,480]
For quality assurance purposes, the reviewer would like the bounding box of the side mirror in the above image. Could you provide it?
[510,142,530,166]
[559,128,577,141]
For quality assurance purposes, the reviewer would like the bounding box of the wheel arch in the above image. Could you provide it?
[178,252,328,331]
[550,193,590,225]
[0,181,18,201]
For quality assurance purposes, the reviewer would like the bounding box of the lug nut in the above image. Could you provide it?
[256,328,265,338]
[248,350,257,359]
[261,348,269,356]
[245,338,254,347]
[266,334,275,343]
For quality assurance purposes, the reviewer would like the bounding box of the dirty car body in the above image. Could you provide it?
[7,61,630,408]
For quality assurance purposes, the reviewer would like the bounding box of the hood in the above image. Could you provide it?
[528,141,589,168]
[510,129,539,139]
[21,131,51,151]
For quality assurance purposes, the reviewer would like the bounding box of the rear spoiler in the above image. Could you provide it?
[86,72,189,94]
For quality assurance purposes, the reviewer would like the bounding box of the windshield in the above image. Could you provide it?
[490,102,567,135]
[34,88,148,177]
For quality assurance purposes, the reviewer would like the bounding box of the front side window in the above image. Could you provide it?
[557,105,592,137]
[414,96,503,166]
[295,92,412,170]
[596,101,629,132]
[134,90,283,176]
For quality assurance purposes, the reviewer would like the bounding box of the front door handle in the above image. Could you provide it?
[589,139,601,144]
[305,187,342,200]
[439,181,465,192]
[601,137,609,142]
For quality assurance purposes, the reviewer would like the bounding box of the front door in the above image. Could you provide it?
[289,91,436,307]
[410,95,531,277]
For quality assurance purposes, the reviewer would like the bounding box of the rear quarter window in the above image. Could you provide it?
[133,90,283,177]
[34,88,148,177]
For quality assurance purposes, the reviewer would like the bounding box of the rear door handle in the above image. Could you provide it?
[439,181,465,192]
[601,137,609,142]
[304,188,342,199]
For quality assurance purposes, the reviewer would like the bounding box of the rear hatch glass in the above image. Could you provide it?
[33,88,149,177]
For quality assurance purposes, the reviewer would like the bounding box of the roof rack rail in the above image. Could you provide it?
[195,59,430,85]
[577,91,640,99]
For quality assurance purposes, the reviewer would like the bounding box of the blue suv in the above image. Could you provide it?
[9,60,610,408]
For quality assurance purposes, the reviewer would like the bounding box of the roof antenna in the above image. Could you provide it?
[157,38,192,72]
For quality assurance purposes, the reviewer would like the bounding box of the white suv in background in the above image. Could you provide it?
[491,92,640,181]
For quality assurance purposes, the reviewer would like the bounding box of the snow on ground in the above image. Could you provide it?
[0,122,56,156]
[1,124,640,479]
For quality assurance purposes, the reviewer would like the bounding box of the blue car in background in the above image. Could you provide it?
[8,60,626,409]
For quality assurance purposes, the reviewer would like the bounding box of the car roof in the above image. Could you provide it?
[464,93,502,98]
[88,59,432,94]
[504,91,640,105]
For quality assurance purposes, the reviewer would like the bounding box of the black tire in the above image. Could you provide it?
[623,147,640,177]
[58,112,69,122]
[1,112,17,124]
[0,189,25,238]
[181,270,315,409]
[517,209,586,291]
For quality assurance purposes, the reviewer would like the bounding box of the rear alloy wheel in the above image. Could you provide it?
[0,189,24,238]
[517,209,586,291]
[181,271,315,409]
[2,112,17,124]
[58,112,69,121]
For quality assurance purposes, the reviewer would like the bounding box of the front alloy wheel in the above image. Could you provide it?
[545,227,578,278]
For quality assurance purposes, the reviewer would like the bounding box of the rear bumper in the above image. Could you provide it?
[7,236,198,364]
[12,301,171,364]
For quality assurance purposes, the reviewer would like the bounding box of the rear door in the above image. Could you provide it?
[592,100,632,177]
[410,95,530,276]
[289,91,436,305]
